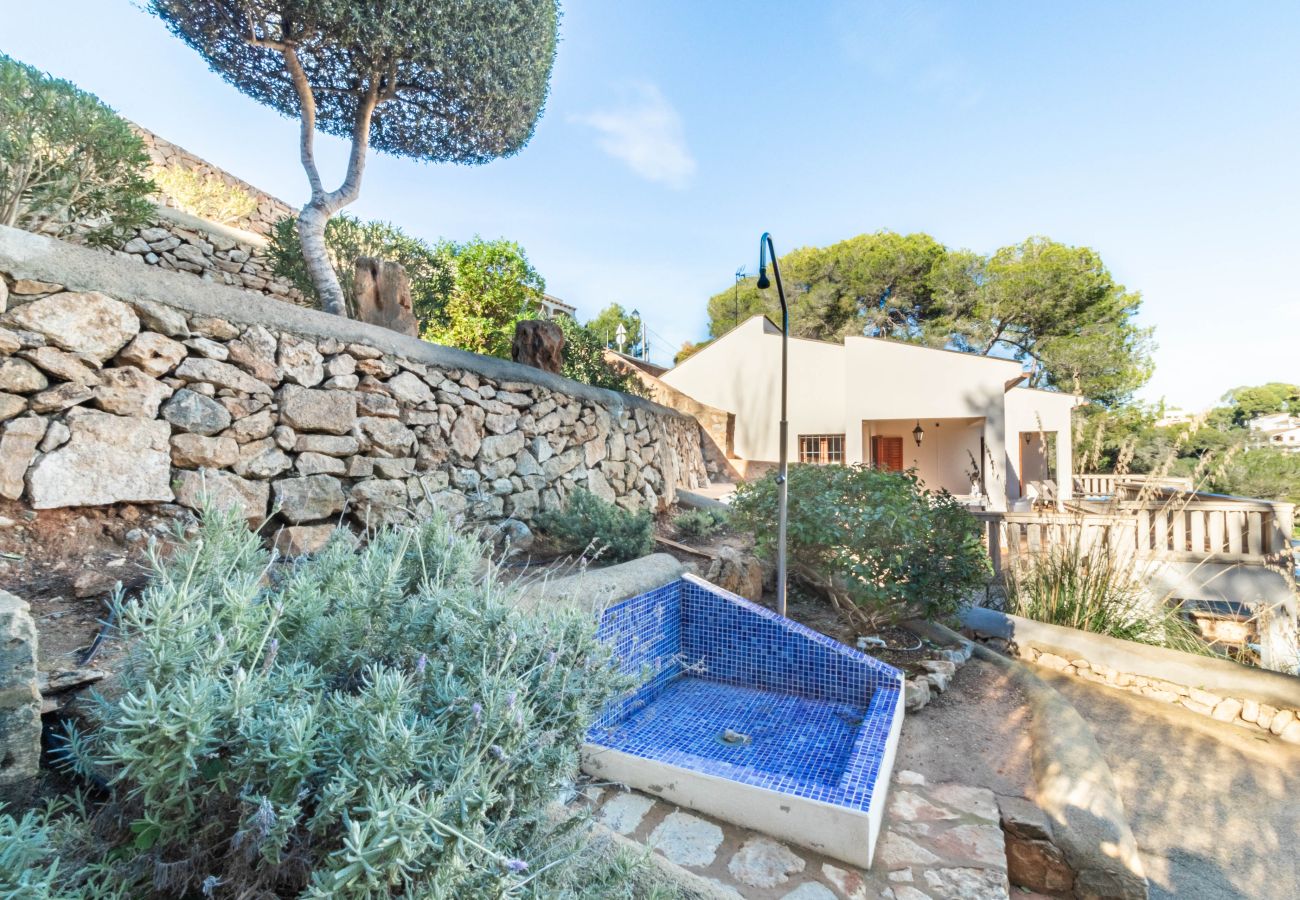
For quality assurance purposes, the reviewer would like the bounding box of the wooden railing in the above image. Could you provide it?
[977,495,1296,576]
[1073,473,1194,496]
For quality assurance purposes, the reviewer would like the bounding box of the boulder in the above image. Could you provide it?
[93,366,173,417]
[479,430,526,464]
[233,438,292,479]
[0,394,23,421]
[173,468,269,526]
[279,385,357,434]
[171,434,239,469]
[0,358,47,394]
[294,434,360,457]
[0,590,40,799]
[511,319,564,374]
[0,417,47,500]
[116,332,187,377]
[703,546,765,603]
[349,478,411,528]
[7,291,139,362]
[161,388,232,436]
[225,338,281,385]
[353,257,418,336]
[130,298,189,337]
[357,416,416,456]
[175,357,271,395]
[387,371,435,406]
[273,523,339,557]
[0,327,19,355]
[226,409,276,443]
[28,409,172,508]
[27,382,92,414]
[449,405,485,458]
[295,452,347,476]
[277,333,324,387]
[21,346,102,384]
[273,474,346,524]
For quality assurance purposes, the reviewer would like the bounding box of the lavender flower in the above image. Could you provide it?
[416,653,428,675]
[201,875,225,897]
[490,744,507,761]
[503,858,529,873]
[506,691,517,710]
[472,702,483,724]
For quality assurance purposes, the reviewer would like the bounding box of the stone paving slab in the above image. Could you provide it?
[581,769,1009,899]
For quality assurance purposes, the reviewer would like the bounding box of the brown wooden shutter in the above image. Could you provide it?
[872,435,904,472]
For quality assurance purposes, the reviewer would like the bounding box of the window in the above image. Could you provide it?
[871,435,904,472]
[799,434,844,465]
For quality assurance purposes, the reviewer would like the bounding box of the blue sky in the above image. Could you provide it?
[4,1,1298,409]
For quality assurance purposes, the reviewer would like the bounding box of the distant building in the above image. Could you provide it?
[1154,407,1194,428]
[538,294,576,320]
[1247,413,1300,452]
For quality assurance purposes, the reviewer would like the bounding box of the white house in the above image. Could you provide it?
[659,316,1085,511]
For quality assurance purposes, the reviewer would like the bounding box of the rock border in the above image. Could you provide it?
[963,607,1300,743]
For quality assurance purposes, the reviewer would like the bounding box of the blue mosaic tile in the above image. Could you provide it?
[587,574,904,815]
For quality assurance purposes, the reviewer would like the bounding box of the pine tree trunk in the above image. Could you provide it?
[298,202,347,317]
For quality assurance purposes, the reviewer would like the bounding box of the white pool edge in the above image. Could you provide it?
[581,685,905,869]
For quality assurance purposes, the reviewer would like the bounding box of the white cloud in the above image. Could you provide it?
[572,83,696,190]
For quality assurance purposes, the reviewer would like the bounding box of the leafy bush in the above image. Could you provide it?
[555,314,646,396]
[152,165,256,226]
[731,465,990,628]
[1004,534,1211,655]
[537,489,654,563]
[673,507,729,539]
[36,505,637,898]
[269,214,453,323]
[426,237,546,359]
[0,54,154,245]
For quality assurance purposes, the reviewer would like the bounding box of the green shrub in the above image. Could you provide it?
[554,315,647,396]
[0,55,154,245]
[1004,535,1211,655]
[269,214,454,323]
[537,489,654,563]
[672,507,729,539]
[37,505,638,898]
[731,465,990,628]
[152,165,256,226]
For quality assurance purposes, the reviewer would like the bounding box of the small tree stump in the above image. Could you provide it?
[353,257,418,336]
[512,319,564,374]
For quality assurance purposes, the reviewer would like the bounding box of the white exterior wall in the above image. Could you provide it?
[661,317,1083,510]
[661,318,846,463]
[1004,387,1084,501]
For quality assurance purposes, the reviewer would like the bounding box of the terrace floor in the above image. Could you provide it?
[583,658,1034,898]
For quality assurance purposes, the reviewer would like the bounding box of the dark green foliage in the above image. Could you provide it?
[673,507,729,539]
[38,507,636,898]
[731,465,990,628]
[537,489,655,563]
[704,231,1154,407]
[1221,382,1300,426]
[428,237,546,358]
[0,54,154,245]
[555,315,647,396]
[586,303,643,356]
[268,214,453,323]
[147,1,560,166]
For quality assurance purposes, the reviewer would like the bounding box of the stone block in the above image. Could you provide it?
[0,590,40,800]
[28,408,172,507]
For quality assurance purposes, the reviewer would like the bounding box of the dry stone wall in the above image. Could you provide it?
[111,209,311,307]
[0,226,708,549]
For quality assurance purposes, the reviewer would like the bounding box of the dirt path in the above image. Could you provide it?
[1038,670,1300,899]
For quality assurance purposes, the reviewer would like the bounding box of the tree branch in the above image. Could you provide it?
[281,47,324,198]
